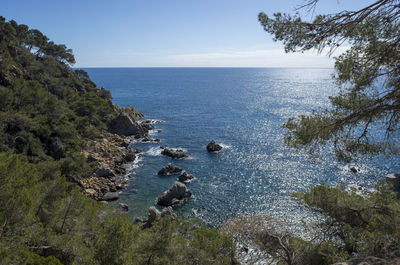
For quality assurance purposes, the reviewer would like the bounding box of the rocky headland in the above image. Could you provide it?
[79,105,151,201]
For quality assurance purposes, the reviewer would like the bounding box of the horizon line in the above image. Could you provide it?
[74,66,335,69]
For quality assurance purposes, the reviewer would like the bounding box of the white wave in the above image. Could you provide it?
[140,119,164,124]
[148,129,158,136]
[145,146,163,156]
[219,143,232,149]
[165,147,188,153]
[125,156,143,171]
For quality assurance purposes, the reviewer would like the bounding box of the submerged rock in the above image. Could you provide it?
[102,191,120,201]
[157,182,192,207]
[161,147,188,159]
[206,140,222,152]
[158,163,183,176]
[178,171,195,182]
[116,203,129,213]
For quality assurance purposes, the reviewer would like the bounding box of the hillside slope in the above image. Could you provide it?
[0,17,236,265]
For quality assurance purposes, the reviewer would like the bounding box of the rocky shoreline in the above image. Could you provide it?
[79,105,151,201]
[77,105,227,227]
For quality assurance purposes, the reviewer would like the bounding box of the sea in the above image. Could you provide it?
[84,67,400,226]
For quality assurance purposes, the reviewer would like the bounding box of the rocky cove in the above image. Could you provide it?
[78,104,211,222]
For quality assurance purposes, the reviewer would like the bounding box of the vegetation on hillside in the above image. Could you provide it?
[0,17,235,264]
[222,1,400,264]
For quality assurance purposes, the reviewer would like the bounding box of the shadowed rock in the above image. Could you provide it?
[157,182,192,207]
[95,164,116,178]
[178,171,195,182]
[108,112,145,137]
[102,191,120,201]
[158,163,183,176]
[161,147,188,159]
[123,150,136,163]
[207,140,222,152]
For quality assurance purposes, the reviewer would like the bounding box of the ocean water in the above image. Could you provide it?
[84,67,400,226]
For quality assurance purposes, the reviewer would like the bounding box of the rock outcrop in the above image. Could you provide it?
[157,181,192,206]
[386,173,400,193]
[80,132,134,200]
[350,167,359,173]
[143,206,178,228]
[102,191,120,201]
[178,171,195,182]
[123,150,136,163]
[81,132,131,174]
[123,105,144,122]
[95,164,116,178]
[116,203,129,213]
[141,121,155,132]
[108,112,145,137]
[206,140,222,152]
[158,163,183,176]
[161,206,177,219]
[161,147,188,159]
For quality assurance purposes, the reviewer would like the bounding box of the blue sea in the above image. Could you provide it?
[84,67,400,226]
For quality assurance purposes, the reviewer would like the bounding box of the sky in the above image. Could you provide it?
[2,0,372,67]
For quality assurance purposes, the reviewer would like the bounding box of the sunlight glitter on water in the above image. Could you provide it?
[86,67,400,227]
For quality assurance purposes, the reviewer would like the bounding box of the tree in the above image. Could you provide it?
[259,0,400,161]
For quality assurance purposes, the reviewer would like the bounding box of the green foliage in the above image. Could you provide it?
[295,183,400,259]
[94,215,137,265]
[131,216,235,265]
[259,1,400,160]
[0,16,118,163]
[223,182,400,264]
[0,17,238,264]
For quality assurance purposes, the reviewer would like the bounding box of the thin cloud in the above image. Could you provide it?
[165,47,349,67]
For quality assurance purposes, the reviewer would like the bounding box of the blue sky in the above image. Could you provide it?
[3,0,371,67]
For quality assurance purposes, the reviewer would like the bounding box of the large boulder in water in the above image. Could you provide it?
[108,112,145,137]
[158,163,183,176]
[161,147,188,159]
[206,140,222,152]
[102,191,120,201]
[157,182,192,206]
[178,171,195,182]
